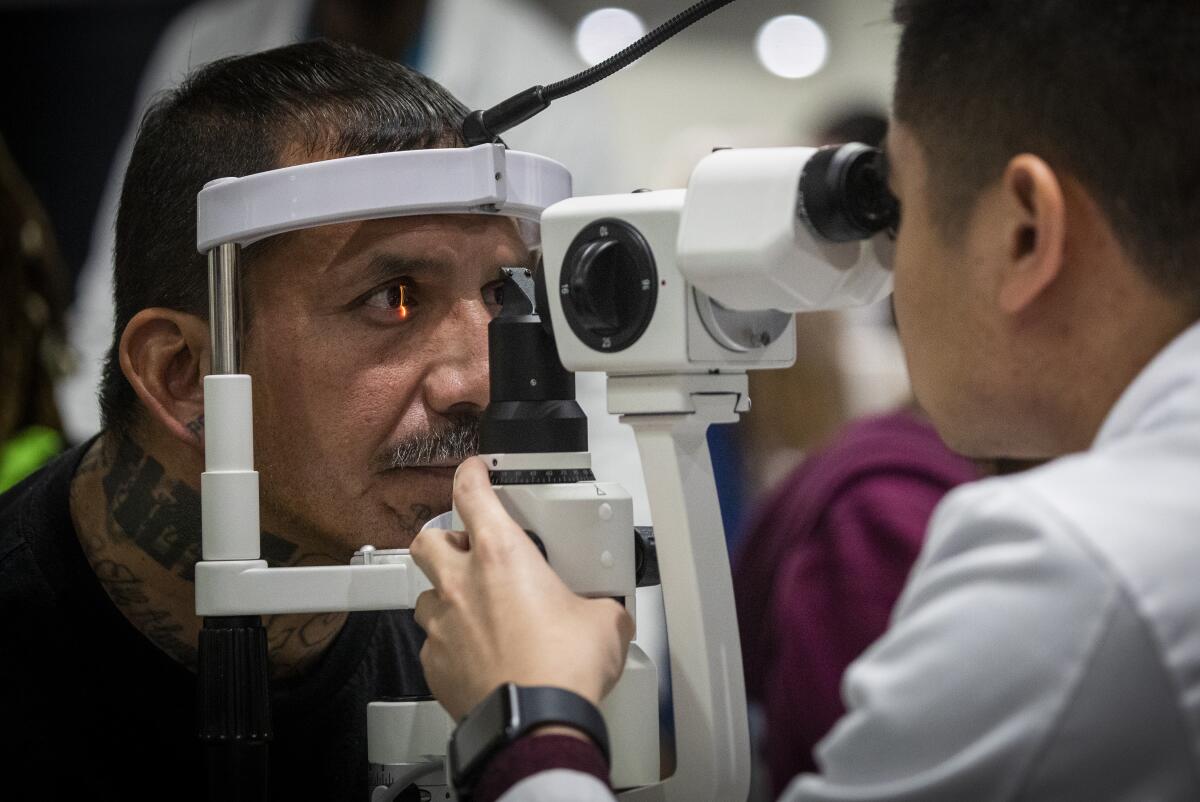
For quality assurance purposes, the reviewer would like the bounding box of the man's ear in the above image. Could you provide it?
[119,308,210,451]
[994,154,1067,315]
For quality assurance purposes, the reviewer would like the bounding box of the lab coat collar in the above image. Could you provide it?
[1093,319,1200,448]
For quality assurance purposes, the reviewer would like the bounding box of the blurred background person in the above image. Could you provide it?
[0,136,71,491]
[735,398,980,797]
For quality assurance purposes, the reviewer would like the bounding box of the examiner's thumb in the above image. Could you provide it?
[453,456,491,499]
[452,456,519,549]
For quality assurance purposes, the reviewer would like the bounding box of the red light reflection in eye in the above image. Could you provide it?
[396,285,409,320]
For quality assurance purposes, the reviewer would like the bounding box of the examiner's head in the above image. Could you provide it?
[101,40,527,556]
[886,0,1199,459]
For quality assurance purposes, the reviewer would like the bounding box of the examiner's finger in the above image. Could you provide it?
[412,588,443,632]
[443,528,470,550]
[410,527,469,588]
[418,527,470,551]
[453,457,523,548]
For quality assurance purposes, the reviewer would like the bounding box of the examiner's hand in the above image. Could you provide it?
[411,457,635,721]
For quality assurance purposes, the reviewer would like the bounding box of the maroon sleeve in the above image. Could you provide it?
[761,469,951,792]
[733,410,979,796]
[475,733,610,802]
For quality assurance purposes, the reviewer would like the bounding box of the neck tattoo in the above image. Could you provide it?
[72,434,348,676]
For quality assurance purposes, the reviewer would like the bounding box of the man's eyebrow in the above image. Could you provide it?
[344,253,455,286]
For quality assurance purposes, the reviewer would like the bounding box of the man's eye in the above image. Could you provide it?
[363,281,415,321]
[485,280,506,310]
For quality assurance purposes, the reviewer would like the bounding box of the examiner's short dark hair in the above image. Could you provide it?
[100,39,470,436]
[892,0,1200,307]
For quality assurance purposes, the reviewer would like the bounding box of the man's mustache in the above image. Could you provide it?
[376,415,480,471]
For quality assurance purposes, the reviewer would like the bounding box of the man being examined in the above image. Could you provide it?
[1,41,527,800]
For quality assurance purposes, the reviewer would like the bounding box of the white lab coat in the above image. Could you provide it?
[499,321,1200,801]
[57,0,649,521]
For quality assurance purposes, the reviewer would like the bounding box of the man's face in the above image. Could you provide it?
[885,122,1011,457]
[240,213,528,558]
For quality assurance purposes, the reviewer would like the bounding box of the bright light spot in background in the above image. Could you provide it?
[575,8,647,67]
[755,15,829,79]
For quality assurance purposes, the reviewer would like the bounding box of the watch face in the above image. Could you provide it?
[452,687,511,781]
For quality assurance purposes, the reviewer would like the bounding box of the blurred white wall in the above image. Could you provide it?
[543,0,898,189]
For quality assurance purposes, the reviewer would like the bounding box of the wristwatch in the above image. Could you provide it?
[449,683,610,800]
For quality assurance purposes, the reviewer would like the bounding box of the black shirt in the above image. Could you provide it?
[0,442,428,801]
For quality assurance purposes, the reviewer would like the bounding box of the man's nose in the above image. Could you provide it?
[421,298,491,415]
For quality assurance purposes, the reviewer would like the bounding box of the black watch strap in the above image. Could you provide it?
[511,685,610,762]
[450,683,610,799]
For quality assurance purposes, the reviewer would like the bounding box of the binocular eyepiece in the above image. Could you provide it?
[799,143,899,243]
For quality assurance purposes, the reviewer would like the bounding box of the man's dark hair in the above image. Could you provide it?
[100,39,470,435]
[892,0,1200,306]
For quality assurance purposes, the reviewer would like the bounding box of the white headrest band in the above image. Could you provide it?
[196,143,571,252]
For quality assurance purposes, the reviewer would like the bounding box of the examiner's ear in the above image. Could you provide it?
[995,154,1067,315]
[119,309,211,451]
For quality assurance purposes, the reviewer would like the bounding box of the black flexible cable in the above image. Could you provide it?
[545,0,738,100]
[462,0,740,146]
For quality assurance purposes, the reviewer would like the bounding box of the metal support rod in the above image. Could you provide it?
[208,242,242,375]
[609,375,751,802]
[200,241,265,802]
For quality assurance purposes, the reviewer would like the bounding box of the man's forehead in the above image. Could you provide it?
[276,214,529,276]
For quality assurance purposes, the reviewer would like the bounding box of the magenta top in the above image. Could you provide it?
[733,409,979,794]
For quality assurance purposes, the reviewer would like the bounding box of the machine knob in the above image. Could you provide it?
[559,218,658,352]
[569,239,624,332]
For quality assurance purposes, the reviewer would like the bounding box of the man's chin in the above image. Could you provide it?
[375,467,456,545]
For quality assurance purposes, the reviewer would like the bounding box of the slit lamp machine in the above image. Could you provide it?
[190,1,899,799]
